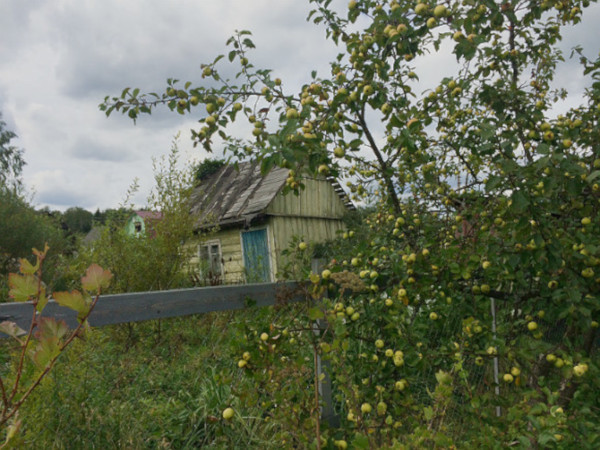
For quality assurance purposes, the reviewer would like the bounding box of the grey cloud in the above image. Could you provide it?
[49,3,226,100]
[0,1,46,62]
[67,136,134,162]
[35,185,92,209]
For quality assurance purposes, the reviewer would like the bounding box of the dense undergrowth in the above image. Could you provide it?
[7,308,305,449]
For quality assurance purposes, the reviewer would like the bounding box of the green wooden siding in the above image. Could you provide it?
[269,216,344,277]
[125,216,145,236]
[266,177,348,219]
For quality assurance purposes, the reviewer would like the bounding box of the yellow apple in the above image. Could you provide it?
[222,407,235,420]
[433,4,448,18]
[453,31,464,41]
[415,3,428,15]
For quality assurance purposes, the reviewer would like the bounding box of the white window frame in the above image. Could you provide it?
[198,239,224,279]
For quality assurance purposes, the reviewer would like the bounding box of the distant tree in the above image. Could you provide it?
[0,113,25,192]
[0,190,68,278]
[63,207,94,235]
[93,208,104,225]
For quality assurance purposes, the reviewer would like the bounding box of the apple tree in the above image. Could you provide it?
[102,0,600,447]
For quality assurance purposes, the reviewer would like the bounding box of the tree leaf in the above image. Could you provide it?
[81,264,113,292]
[308,307,324,320]
[30,336,61,369]
[54,290,90,315]
[8,273,38,302]
[35,317,69,341]
[351,434,369,449]
[0,320,27,339]
[19,258,39,275]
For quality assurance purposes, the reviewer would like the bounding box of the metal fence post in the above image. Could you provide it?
[311,258,339,428]
[491,297,501,417]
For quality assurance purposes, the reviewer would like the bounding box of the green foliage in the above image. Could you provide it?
[0,190,70,293]
[102,0,600,446]
[0,113,24,192]
[0,246,111,445]
[62,207,93,235]
[75,136,197,293]
[15,310,293,448]
[194,157,226,183]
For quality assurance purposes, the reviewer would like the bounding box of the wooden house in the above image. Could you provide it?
[188,161,354,284]
[124,211,163,238]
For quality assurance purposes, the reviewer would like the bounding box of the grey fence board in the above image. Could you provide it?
[0,281,305,333]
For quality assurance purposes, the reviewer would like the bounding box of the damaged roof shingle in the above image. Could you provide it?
[190,161,288,229]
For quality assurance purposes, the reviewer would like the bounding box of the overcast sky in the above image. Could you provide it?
[1,1,599,212]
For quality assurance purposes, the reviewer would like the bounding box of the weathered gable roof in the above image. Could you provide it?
[190,160,355,229]
[190,160,289,228]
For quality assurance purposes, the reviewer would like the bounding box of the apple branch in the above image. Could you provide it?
[355,107,401,214]
[0,291,102,428]
[4,258,45,414]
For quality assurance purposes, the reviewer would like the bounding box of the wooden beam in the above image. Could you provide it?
[0,281,305,335]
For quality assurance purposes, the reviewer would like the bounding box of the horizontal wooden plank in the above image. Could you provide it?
[0,281,306,337]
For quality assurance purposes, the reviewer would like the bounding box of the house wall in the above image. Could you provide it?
[269,216,344,277]
[124,215,145,236]
[190,228,245,284]
[266,177,348,277]
[266,177,349,219]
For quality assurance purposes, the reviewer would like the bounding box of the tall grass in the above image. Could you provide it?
[15,310,288,449]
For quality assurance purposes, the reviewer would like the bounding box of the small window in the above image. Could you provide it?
[134,222,142,233]
[199,240,223,280]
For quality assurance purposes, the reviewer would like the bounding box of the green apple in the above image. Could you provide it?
[433,4,448,18]
[414,3,428,15]
[286,108,299,119]
[318,164,329,175]
[334,147,345,158]
[222,407,234,420]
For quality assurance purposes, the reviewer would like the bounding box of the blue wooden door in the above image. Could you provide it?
[242,229,271,282]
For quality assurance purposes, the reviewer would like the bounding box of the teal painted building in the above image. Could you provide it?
[125,211,163,237]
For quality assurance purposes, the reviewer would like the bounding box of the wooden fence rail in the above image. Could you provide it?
[0,281,304,334]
